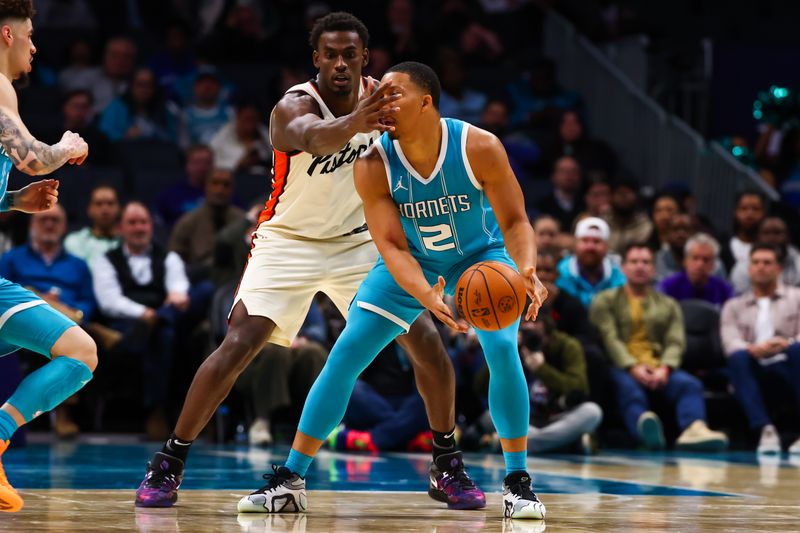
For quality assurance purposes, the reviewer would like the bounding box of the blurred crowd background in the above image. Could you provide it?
[1,0,799,456]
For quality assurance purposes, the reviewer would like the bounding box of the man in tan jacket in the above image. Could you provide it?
[591,243,727,451]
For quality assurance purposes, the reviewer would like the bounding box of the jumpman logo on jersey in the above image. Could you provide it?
[394,177,408,193]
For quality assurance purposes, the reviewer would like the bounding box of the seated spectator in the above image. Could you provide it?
[658,234,734,308]
[91,202,207,440]
[235,301,328,446]
[645,192,681,251]
[437,48,487,124]
[98,67,178,143]
[178,67,233,149]
[543,110,617,177]
[537,249,593,341]
[506,57,583,129]
[605,178,653,255]
[170,169,245,280]
[36,90,112,166]
[480,99,541,183]
[720,243,800,455]
[719,191,766,273]
[212,202,262,287]
[57,39,96,100]
[61,36,137,115]
[64,184,121,264]
[328,341,430,452]
[536,156,584,229]
[655,213,725,283]
[0,205,95,438]
[210,102,271,174]
[574,175,611,225]
[731,216,800,294]
[556,217,626,308]
[591,244,728,451]
[532,215,561,253]
[155,144,214,229]
[148,21,197,93]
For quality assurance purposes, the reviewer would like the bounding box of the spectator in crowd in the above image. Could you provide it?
[536,156,584,230]
[64,184,121,264]
[36,89,112,165]
[328,341,431,452]
[654,213,693,281]
[591,244,728,451]
[537,249,594,341]
[645,193,681,251]
[383,0,424,63]
[149,21,197,93]
[178,67,233,149]
[437,48,487,124]
[556,217,626,308]
[544,110,617,177]
[57,39,96,97]
[199,4,270,63]
[155,144,214,229]
[209,102,271,174]
[212,201,261,287]
[532,215,561,253]
[575,176,611,223]
[507,57,583,128]
[170,169,245,281]
[61,36,137,115]
[731,216,800,294]
[91,202,194,440]
[0,206,96,439]
[35,0,96,29]
[98,67,178,143]
[721,243,800,454]
[235,302,328,446]
[480,99,541,183]
[719,191,766,273]
[605,178,653,255]
[658,234,734,308]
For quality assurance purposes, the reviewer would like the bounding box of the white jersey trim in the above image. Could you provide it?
[393,119,448,185]
[461,123,483,191]
[374,142,393,191]
[356,301,411,332]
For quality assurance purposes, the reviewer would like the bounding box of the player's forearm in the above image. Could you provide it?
[301,115,359,155]
[503,220,537,271]
[381,247,437,305]
[4,138,70,175]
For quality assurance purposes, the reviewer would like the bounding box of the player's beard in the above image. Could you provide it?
[13,73,30,89]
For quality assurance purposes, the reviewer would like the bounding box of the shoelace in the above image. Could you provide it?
[509,477,538,501]
[441,468,477,491]
[256,464,292,493]
[142,465,179,489]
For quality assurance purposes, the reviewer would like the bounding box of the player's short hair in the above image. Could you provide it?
[386,61,441,110]
[0,0,34,21]
[309,11,369,50]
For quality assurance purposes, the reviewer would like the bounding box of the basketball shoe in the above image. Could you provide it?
[237,465,307,513]
[0,440,23,512]
[502,471,546,519]
[135,452,184,507]
[428,451,486,510]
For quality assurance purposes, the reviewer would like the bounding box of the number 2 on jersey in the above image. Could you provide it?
[419,224,456,252]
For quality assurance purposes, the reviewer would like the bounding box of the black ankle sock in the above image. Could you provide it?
[432,427,456,461]
[162,433,193,463]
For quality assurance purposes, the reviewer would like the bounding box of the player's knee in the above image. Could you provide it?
[53,327,98,372]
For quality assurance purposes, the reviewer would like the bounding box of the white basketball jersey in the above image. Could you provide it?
[257,78,379,239]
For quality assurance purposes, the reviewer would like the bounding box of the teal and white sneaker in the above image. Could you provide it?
[502,471,546,519]
[237,465,307,513]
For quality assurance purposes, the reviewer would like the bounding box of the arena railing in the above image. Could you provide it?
[543,11,777,230]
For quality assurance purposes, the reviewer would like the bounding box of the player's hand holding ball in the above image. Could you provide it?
[423,276,468,333]
[521,266,548,321]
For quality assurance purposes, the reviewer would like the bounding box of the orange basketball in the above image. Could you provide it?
[454,261,527,331]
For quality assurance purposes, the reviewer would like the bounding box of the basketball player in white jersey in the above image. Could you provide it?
[135,12,485,510]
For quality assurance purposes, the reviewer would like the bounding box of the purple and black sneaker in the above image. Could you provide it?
[428,451,486,510]
[135,452,184,508]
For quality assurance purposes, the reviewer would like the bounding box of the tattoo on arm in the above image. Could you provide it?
[0,110,68,175]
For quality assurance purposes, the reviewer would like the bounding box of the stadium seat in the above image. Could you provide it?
[680,299,726,375]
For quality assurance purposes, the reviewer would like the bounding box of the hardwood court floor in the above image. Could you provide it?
[1,442,799,531]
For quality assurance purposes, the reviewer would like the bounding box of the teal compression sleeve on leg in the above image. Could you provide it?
[7,357,93,422]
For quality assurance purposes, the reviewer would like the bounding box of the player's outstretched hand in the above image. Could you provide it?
[350,82,400,134]
[60,130,89,165]
[422,276,468,333]
[522,266,548,321]
[12,179,59,213]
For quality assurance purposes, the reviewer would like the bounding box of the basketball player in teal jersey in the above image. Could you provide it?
[238,62,548,520]
[0,0,96,513]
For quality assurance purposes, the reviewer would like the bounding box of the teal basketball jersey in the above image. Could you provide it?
[0,146,12,210]
[375,118,504,269]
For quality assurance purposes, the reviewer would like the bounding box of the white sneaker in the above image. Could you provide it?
[238,465,307,513]
[637,411,666,451]
[675,420,729,452]
[757,425,781,455]
[788,437,800,455]
[502,471,546,519]
[248,418,273,447]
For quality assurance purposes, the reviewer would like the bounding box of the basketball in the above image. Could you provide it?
[454,261,527,331]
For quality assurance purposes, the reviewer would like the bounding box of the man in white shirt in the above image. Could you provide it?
[91,202,206,440]
[209,102,271,174]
